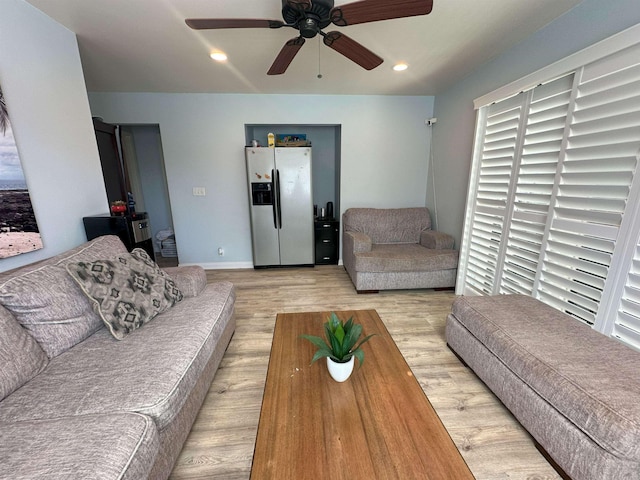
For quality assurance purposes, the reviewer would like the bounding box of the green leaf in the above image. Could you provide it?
[323,322,331,339]
[310,347,334,364]
[338,352,353,362]
[299,334,329,350]
[344,323,362,352]
[353,333,376,352]
[344,316,354,333]
[353,348,365,368]
[334,322,345,347]
[328,312,340,332]
[328,329,344,360]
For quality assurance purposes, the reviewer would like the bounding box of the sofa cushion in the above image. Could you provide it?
[451,294,640,462]
[354,243,458,273]
[66,248,183,340]
[0,236,127,358]
[0,304,48,401]
[0,413,159,480]
[343,208,431,244]
[0,282,236,432]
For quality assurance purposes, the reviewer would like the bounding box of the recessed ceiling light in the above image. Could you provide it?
[393,63,408,72]
[210,52,228,62]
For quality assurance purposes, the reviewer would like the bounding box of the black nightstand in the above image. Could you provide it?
[314,219,339,265]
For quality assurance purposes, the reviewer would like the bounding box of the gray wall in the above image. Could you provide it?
[430,0,640,249]
[89,93,435,267]
[0,0,108,272]
[126,125,174,251]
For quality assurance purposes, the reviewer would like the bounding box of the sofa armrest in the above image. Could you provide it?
[342,231,372,280]
[420,230,455,250]
[162,266,207,297]
[345,231,372,254]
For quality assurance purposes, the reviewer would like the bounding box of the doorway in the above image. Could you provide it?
[119,125,177,267]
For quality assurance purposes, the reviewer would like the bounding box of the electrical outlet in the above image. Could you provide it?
[192,187,206,196]
[218,247,224,256]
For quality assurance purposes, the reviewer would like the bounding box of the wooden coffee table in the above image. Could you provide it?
[250,309,474,479]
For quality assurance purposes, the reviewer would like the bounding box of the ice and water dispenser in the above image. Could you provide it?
[251,183,273,206]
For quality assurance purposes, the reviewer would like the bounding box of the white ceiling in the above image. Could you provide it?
[25,0,584,96]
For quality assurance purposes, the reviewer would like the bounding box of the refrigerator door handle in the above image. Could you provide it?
[271,169,278,229]
[276,169,282,229]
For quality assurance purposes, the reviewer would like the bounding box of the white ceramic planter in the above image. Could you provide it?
[326,356,355,382]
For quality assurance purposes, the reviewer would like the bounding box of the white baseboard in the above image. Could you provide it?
[178,260,343,269]
[179,261,254,270]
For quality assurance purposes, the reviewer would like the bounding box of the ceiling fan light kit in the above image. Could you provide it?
[186,0,434,75]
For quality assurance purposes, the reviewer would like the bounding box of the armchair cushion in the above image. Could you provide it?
[355,244,459,273]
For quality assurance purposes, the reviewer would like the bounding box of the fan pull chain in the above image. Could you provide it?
[317,36,323,79]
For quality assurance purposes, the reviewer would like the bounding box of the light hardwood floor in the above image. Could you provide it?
[169,266,561,480]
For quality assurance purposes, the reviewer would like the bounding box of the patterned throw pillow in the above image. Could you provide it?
[66,249,183,340]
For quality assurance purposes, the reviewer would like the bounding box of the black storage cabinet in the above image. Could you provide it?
[83,213,155,261]
[314,220,339,265]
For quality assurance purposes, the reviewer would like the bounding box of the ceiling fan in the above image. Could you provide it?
[185,0,434,75]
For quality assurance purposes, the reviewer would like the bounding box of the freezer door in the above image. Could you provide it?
[246,148,280,266]
[275,147,314,265]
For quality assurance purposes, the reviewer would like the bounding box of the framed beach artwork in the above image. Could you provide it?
[0,82,43,259]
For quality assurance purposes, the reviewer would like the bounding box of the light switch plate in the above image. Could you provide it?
[192,187,206,196]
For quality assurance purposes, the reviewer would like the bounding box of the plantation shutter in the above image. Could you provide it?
[458,33,640,350]
[462,94,524,294]
[537,46,640,325]
[499,75,574,295]
[611,238,640,348]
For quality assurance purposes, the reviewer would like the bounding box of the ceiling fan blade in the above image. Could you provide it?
[323,32,383,71]
[268,37,306,75]
[185,18,284,30]
[331,0,433,26]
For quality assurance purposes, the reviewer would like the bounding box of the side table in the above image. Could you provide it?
[314,219,339,265]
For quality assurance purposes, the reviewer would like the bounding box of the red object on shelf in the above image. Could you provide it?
[110,204,127,215]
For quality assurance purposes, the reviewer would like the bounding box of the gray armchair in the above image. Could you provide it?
[342,208,458,293]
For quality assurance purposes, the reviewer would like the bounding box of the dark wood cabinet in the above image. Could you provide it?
[93,117,128,208]
[315,220,339,265]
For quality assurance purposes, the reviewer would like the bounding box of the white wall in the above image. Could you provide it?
[88,93,434,267]
[430,0,640,249]
[0,0,108,273]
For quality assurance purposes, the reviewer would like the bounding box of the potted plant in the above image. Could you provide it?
[300,312,375,382]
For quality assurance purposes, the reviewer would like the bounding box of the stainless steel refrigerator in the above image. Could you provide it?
[246,147,314,267]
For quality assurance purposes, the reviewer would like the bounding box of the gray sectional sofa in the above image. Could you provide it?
[0,235,236,479]
[342,207,458,292]
[446,294,640,480]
